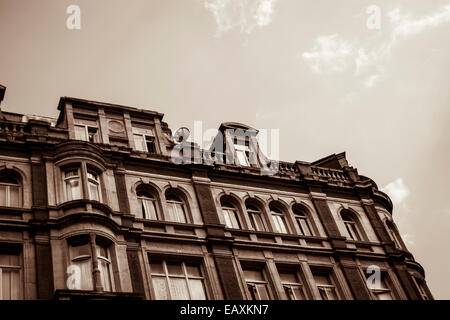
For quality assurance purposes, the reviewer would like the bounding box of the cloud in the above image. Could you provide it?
[204,0,277,35]
[302,34,353,73]
[381,178,410,205]
[302,5,450,87]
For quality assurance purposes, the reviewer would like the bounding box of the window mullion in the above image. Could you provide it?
[162,261,172,300]
[182,262,193,300]
[80,162,89,199]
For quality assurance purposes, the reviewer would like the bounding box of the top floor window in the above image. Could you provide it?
[0,173,21,208]
[133,127,156,153]
[341,211,363,241]
[234,144,250,166]
[74,118,99,143]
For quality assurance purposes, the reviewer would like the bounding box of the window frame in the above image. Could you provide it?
[246,204,267,232]
[220,201,242,229]
[364,270,394,300]
[0,250,22,300]
[137,190,159,220]
[0,174,21,208]
[269,205,289,234]
[242,266,272,300]
[148,259,207,300]
[311,268,340,300]
[277,266,307,300]
[74,119,100,143]
[61,162,105,203]
[165,194,188,223]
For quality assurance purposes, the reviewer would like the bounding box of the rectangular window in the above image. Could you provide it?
[74,119,99,143]
[133,127,156,153]
[243,267,271,300]
[149,259,206,300]
[365,272,393,300]
[312,269,338,300]
[0,252,21,300]
[278,269,306,300]
[0,182,20,207]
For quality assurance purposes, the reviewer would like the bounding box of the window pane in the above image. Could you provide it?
[244,269,265,282]
[143,199,158,220]
[152,276,170,300]
[66,178,81,201]
[272,215,287,233]
[167,262,183,276]
[169,278,189,300]
[236,150,249,166]
[134,134,146,151]
[256,284,270,300]
[376,291,393,300]
[75,125,87,141]
[9,186,19,207]
[186,264,202,277]
[98,259,112,292]
[251,213,265,231]
[149,261,164,275]
[73,259,93,290]
[0,185,6,206]
[175,203,187,223]
[89,182,100,201]
[189,279,206,300]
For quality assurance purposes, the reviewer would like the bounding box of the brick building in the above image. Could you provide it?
[0,85,432,300]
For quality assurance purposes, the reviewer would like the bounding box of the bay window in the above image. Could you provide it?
[64,169,82,201]
[68,236,115,292]
[62,164,104,203]
[87,171,101,202]
[149,259,206,300]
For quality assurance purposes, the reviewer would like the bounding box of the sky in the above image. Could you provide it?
[0,0,449,299]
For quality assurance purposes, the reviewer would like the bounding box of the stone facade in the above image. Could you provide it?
[0,88,432,300]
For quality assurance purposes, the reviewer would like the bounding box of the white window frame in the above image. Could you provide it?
[87,171,102,202]
[234,144,250,167]
[74,122,99,143]
[132,127,156,153]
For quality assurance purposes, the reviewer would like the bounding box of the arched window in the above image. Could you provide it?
[293,207,314,236]
[87,170,101,202]
[245,202,267,232]
[137,190,159,220]
[0,172,21,207]
[166,193,188,223]
[269,204,288,234]
[341,211,362,241]
[386,220,402,248]
[220,200,241,229]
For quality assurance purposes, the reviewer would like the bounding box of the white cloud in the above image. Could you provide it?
[204,0,277,35]
[302,34,353,73]
[382,178,410,205]
[302,5,450,87]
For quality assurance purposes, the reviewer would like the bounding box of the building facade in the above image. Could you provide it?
[0,85,432,300]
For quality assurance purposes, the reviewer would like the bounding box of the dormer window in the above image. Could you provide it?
[74,118,99,143]
[234,144,250,166]
[133,127,156,153]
